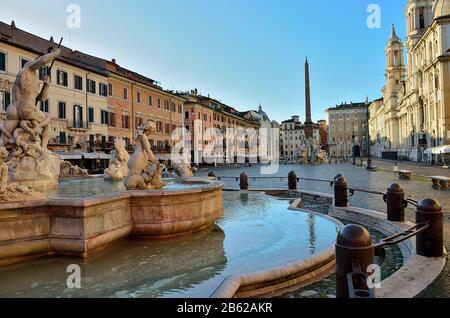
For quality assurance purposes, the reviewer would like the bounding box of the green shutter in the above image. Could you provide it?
[0,52,5,71]
[5,91,10,108]
[89,107,94,123]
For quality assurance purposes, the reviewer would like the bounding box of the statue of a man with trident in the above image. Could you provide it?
[0,44,63,189]
[0,46,61,151]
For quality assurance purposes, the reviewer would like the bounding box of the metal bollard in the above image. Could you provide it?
[288,171,297,190]
[334,176,348,207]
[336,224,375,298]
[240,172,248,190]
[383,184,407,222]
[416,199,444,257]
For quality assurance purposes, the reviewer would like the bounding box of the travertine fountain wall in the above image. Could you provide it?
[0,180,224,266]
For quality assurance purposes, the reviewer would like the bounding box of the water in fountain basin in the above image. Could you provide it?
[0,192,339,298]
[44,177,206,199]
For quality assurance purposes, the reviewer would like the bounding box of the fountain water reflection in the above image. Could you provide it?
[44,177,205,199]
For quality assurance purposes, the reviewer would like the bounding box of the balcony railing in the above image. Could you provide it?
[68,121,91,130]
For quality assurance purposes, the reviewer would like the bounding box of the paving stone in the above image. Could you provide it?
[300,290,318,297]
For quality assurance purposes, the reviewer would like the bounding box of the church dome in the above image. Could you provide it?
[434,0,450,19]
[257,105,269,120]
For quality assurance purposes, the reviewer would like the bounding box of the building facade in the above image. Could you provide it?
[326,102,369,159]
[178,90,260,164]
[104,61,184,160]
[0,20,184,170]
[368,98,389,158]
[370,0,450,162]
[243,105,278,161]
[280,116,320,161]
[0,21,110,159]
[317,119,328,148]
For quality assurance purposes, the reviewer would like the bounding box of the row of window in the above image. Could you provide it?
[54,70,108,96]
[0,53,184,115]
[184,111,245,126]
[330,136,363,143]
[119,88,182,114]
[331,124,363,131]
[100,110,179,133]
[330,113,367,120]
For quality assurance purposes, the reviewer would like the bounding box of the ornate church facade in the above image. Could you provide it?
[370,0,450,162]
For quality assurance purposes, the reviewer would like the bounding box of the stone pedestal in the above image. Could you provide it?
[8,151,61,190]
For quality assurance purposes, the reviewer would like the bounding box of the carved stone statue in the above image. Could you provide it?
[124,120,165,190]
[315,148,328,164]
[0,48,62,189]
[60,161,89,179]
[0,147,44,202]
[298,149,308,164]
[172,148,196,178]
[104,138,130,181]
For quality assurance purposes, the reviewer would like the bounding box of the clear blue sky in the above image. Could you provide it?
[1,0,407,122]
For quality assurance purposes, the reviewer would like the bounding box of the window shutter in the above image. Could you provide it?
[5,91,10,108]
[0,53,5,71]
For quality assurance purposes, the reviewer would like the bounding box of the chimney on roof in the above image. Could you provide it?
[111,58,116,64]
[11,20,16,40]
[50,36,54,43]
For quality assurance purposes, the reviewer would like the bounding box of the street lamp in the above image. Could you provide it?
[352,123,356,165]
[365,97,376,171]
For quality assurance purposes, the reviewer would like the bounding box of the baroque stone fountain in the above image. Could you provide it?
[297,136,328,165]
[0,48,224,266]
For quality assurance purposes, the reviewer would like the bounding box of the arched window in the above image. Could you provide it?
[419,7,425,29]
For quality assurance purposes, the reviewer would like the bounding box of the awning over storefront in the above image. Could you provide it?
[82,152,99,159]
[58,152,111,160]
[424,145,450,155]
[58,153,82,160]
[98,153,111,160]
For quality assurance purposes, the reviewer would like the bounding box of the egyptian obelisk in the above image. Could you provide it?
[304,57,313,139]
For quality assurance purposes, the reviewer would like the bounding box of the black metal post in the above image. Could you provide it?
[416,198,443,257]
[384,183,407,222]
[288,171,297,190]
[208,172,216,180]
[334,176,348,207]
[240,172,248,190]
[336,224,375,298]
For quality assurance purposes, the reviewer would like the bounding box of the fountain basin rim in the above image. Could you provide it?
[0,179,224,209]
[211,198,344,298]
